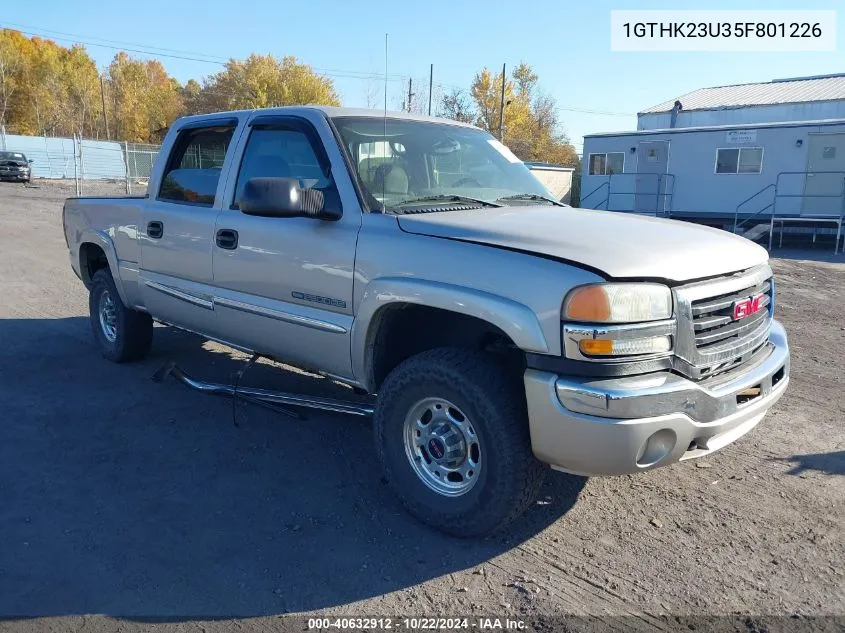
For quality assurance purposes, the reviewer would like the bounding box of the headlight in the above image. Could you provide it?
[562,283,672,323]
[562,283,675,361]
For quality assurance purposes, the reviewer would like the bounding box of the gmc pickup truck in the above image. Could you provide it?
[63,107,790,536]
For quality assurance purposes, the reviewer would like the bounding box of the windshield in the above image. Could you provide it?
[0,152,26,161]
[332,117,558,211]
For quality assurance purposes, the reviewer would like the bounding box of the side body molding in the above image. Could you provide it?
[352,277,550,389]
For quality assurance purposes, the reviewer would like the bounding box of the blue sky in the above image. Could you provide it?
[4,0,843,155]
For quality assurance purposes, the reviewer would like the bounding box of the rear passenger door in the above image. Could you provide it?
[139,118,239,336]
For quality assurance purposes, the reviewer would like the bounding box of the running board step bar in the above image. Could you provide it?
[153,362,375,417]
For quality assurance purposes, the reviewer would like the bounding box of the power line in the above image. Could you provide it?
[1,24,409,82]
[556,105,634,117]
[5,23,637,117]
[2,22,228,61]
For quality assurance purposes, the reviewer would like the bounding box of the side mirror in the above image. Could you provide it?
[28,159,35,164]
[239,177,340,221]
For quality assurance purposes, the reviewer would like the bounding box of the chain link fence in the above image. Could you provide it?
[0,128,161,195]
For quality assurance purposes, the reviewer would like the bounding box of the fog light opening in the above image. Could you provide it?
[736,384,762,406]
[636,429,677,468]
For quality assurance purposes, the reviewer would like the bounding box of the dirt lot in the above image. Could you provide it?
[0,179,843,632]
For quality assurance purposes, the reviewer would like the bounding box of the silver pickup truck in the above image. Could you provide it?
[63,107,790,536]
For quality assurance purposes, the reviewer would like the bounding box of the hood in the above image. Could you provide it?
[397,206,768,283]
[0,160,28,167]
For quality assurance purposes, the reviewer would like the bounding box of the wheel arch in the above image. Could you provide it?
[352,277,550,392]
[77,230,130,305]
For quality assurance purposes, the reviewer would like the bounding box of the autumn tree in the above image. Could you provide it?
[0,30,340,143]
[201,54,339,111]
[181,79,204,115]
[62,45,100,137]
[106,53,184,142]
[437,88,475,123]
[440,62,578,168]
[0,30,28,130]
[144,62,184,141]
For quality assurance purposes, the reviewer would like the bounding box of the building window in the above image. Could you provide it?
[716,147,763,174]
[588,152,624,175]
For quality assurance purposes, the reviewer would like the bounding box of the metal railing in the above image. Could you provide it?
[734,184,776,233]
[733,171,845,253]
[580,172,676,217]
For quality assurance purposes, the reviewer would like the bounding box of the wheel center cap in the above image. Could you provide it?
[427,437,446,460]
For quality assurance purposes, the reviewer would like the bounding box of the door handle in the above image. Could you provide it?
[216,229,239,250]
[147,221,163,239]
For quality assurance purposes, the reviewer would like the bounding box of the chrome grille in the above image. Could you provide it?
[674,265,773,380]
[693,280,771,348]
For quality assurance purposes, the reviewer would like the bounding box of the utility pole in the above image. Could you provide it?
[428,64,433,116]
[498,63,506,140]
[100,75,110,140]
[407,78,414,113]
[384,34,388,116]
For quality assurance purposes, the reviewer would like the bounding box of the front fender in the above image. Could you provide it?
[351,277,550,388]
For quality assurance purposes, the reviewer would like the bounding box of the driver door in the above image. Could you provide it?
[211,112,362,379]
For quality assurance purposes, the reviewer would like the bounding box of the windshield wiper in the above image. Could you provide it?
[390,194,503,211]
[496,193,565,207]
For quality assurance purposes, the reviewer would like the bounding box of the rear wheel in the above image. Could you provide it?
[89,268,153,362]
[374,347,545,537]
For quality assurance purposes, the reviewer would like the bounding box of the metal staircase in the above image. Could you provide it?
[733,171,845,254]
[580,173,676,217]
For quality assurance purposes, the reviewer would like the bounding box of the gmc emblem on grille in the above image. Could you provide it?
[732,294,763,321]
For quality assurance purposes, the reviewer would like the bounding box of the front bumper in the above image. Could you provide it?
[0,171,29,181]
[524,320,789,476]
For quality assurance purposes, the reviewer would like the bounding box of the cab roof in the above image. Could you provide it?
[173,105,479,130]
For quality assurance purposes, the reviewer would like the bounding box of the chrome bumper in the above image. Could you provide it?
[524,320,789,476]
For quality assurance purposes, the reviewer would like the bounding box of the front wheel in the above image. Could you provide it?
[89,268,153,362]
[374,348,545,537]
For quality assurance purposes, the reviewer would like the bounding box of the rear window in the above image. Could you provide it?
[158,126,235,206]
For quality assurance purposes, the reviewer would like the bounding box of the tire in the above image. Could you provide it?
[89,268,153,362]
[374,347,545,537]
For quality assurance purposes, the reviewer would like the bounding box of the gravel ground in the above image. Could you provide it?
[0,180,843,632]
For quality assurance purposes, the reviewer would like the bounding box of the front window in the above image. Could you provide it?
[332,117,559,211]
[233,121,340,213]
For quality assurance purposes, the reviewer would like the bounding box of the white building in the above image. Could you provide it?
[580,74,845,250]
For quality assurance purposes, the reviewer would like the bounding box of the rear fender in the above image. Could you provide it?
[78,230,130,306]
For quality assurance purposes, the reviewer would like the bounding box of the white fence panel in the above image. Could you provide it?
[1,131,161,185]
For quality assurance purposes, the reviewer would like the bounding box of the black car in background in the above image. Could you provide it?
[0,151,32,183]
